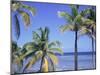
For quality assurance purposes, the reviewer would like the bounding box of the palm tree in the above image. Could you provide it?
[22,27,63,72]
[11,1,36,40]
[79,7,96,68]
[88,7,96,68]
[12,41,23,73]
[57,5,92,70]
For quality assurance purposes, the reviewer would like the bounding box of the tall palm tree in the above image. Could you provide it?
[58,5,92,70]
[88,7,96,68]
[11,1,36,40]
[87,7,96,68]
[22,27,63,72]
[79,7,96,68]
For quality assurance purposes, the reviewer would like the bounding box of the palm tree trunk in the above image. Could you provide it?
[91,37,95,68]
[91,28,95,68]
[74,29,78,71]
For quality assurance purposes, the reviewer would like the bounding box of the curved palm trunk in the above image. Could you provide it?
[74,28,78,71]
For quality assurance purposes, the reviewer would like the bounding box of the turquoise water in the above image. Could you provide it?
[12,53,96,74]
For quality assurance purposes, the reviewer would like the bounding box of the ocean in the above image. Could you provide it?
[12,52,96,73]
[56,54,96,71]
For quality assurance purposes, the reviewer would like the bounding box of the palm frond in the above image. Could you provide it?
[23,56,37,72]
[70,5,78,18]
[12,41,18,52]
[48,41,61,48]
[80,8,91,17]
[20,3,36,16]
[38,27,45,40]
[82,18,95,26]
[23,42,35,51]
[82,18,96,32]
[57,11,73,23]
[78,26,92,37]
[88,8,96,22]
[74,15,82,25]
[23,50,43,72]
[33,31,41,43]
[47,52,58,65]
[20,50,34,60]
[44,27,49,41]
[49,48,63,55]
[14,14,20,40]
[13,53,23,71]
[37,27,49,43]
[60,24,74,32]
[11,1,21,11]
[18,10,30,28]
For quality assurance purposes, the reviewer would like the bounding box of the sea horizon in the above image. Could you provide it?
[55,51,96,56]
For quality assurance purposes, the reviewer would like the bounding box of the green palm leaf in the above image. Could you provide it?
[44,27,49,40]
[20,50,34,60]
[74,15,82,25]
[12,41,18,52]
[48,41,61,48]
[78,26,95,39]
[12,51,23,73]
[23,50,43,72]
[49,48,63,54]
[18,10,30,28]
[38,27,45,40]
[80,8,91,17]
[47,52,58,65]
[58,11,73,23]
[78,26,92,36]
[23,56,37,72]
[33,31,41,42]
[82,18,95,26]
[88,8,96,22]
[14,14,20,40]
[11,1,21,11]
[23,42,35,51]
[70,5,78,18]
[60,24,75,32]
[20,3,36,16]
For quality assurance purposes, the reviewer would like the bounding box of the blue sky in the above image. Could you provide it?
[12,1,96,52]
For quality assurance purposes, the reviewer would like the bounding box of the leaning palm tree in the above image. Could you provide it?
[22,27,63,72]
[11,1,36,40]
[57,5,92,70]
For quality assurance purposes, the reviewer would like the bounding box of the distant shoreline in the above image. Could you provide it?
[55,52,96,56]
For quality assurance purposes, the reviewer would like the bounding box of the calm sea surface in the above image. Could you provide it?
[12,53,96,73]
